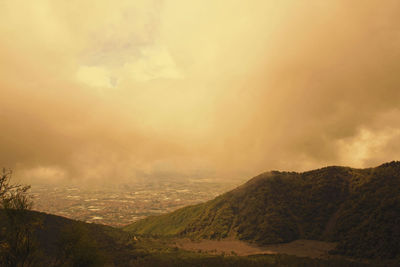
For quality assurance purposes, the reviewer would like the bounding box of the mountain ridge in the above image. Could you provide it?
[124,161,400,259]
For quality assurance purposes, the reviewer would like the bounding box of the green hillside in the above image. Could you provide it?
[1,211,370,267]
[124,161,400,259]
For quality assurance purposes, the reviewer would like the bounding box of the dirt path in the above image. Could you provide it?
[172,239,336,259]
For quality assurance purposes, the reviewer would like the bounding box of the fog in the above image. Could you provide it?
[1,0,400,184]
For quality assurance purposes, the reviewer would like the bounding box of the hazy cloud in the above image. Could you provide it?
[1,0,400,184]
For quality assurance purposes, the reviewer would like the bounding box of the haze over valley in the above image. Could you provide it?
[1,0,400,266]
[30,178,239,226]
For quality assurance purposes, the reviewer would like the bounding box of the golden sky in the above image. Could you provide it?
[1,0,400,184]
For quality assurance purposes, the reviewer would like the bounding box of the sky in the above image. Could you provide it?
[1,0,400,184]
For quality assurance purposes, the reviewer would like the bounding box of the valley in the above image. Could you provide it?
[30,178,241,226]
[2,162,400,266]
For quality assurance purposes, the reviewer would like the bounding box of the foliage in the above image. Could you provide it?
[126,243,369,267]
[2,163,400,265]
[125,162,400,259]
[53,223,105,267]
[124,202,206,236]
[0,168,43,267]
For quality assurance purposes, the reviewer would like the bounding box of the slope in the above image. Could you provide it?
[124,161,400,259]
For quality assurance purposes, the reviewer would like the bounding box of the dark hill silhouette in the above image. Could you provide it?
[124,161,400,259]
[0,210,134,266]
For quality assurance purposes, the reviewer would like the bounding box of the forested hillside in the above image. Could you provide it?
[125,162,400,259]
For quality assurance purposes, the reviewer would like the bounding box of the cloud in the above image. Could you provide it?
[76,66,116,88]
[123,45,184,82]
[1,0,400,184]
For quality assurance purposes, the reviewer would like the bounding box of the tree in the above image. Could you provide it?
[54,223,105,267]
[0,168,42,267]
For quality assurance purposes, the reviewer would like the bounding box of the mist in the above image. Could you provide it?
[1,0,400,184]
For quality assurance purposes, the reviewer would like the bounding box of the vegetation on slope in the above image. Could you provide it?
[0,168,134,266]
[125,161,400,259]
[0,165,391,266]
[1,210,369,266]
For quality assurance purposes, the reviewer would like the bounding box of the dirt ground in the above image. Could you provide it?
[172,238,337,259]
